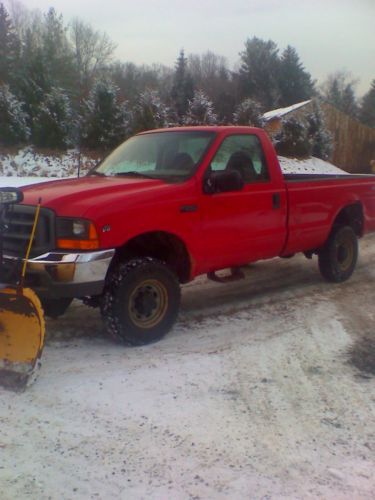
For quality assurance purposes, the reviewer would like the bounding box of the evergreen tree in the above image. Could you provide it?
[321,71,358,118]
[340,84,358,118]
[0,84,30,145]
[41,8,75,91]
[306,102,333,160]
[274,117,312,158]
[16,27,49,131]
[81,79,131,150]
[359,79,375,128]
[0,2,20,85]
[233,98,264,127]
[133,89,169,133]
[170,50,194,121]
[183,90,217,125]
[239,37,280,108]
[278,45,315,106]
[33,87,73,149]
[325,78,341,108]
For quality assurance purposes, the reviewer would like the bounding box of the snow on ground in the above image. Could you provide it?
[0,147,97,178]
[1,235,375,499]
[0,176,52,187]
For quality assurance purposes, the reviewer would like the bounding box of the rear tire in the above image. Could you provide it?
[101,257,180,345]
[318,225,358,283]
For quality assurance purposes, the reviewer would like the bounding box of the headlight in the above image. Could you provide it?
[56,217,99,250]
[0,187,23,204]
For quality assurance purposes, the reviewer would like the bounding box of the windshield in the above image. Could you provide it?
[92,131,215,181]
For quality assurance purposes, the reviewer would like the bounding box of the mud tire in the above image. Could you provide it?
[101,257,180,345]
[318,225,358,283]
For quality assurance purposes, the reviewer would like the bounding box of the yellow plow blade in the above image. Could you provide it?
[0,287,45,391]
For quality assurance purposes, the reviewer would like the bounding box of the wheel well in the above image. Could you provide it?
[333,203,364,237]
[112,231,192,283]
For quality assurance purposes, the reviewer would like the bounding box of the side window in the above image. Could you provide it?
[210,134,269,183]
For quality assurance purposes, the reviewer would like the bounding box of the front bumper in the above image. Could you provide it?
[3,249,115,299]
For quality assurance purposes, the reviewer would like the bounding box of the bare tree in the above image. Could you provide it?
[70,18,116,92]
[188,51,235,120]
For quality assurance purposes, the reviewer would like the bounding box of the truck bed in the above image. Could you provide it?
[283,172,375,255]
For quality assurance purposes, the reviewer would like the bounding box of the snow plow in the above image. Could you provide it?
[0,188,45,391]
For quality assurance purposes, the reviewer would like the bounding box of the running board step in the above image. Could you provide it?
[207,267,245,283]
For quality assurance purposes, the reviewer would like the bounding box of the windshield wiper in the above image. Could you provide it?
[113,171,155,179]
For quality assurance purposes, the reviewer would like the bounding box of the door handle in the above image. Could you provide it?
[180,204,198,213]
[272,193,281,209]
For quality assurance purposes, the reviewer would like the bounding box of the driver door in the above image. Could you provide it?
[198,133,287,271]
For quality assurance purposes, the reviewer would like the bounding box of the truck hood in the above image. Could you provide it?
[21,176,174,217]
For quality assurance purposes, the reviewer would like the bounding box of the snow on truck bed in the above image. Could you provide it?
[278,156,347,175]
[0,153,347,188]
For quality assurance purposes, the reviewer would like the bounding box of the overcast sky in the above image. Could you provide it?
[19,0,375,96]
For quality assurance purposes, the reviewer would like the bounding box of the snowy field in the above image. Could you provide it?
[1,235,374,499]
[0,148,97,179]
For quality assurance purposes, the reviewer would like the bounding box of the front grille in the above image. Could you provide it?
[1,204,55,258]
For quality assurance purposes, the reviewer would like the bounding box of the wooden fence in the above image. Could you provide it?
[321,102,375,174]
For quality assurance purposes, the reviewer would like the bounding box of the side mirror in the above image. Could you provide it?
[204,169,244,194]
[0,187,23,205]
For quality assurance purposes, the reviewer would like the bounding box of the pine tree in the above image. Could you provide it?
[0,83,30,145]
[133,89,169,133]
[341,84,358,118]
[81,79,131,150]
[170,50,194,121]
[359,79,375,128]
[0,2,20,85]
[33,87,73,149]
[274,117,312,158]
[321,72,358,118]
[183,90,217,125]
[278,45,315,106]
[239,37,280,108]
[306,102,333,160]
[41,8,75,91]
[16,27,49,132]
[325,78,341,108]
[233,98,264,127]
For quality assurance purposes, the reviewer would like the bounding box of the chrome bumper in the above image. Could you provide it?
[3,249,115,298]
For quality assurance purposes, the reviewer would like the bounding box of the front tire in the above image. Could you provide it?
[318,225,358,283]
[101,257,181,345]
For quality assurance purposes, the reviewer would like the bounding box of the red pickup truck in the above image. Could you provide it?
[2,127,375,344]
